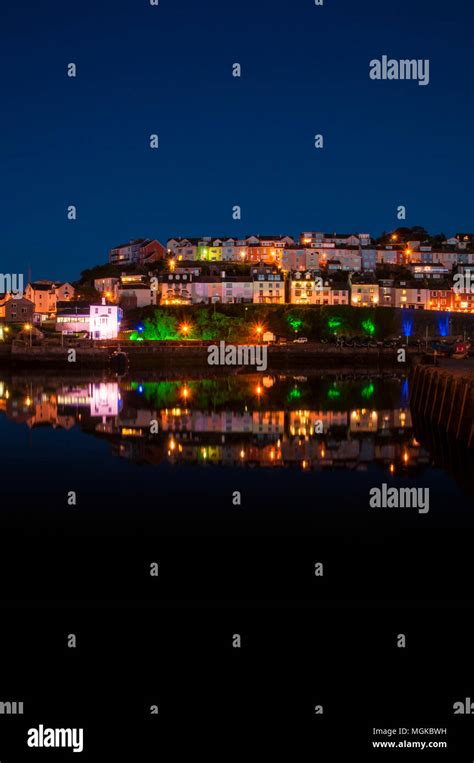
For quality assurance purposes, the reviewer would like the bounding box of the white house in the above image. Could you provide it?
[90,301,122,339]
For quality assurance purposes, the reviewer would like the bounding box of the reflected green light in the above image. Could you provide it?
[327,385,341,399]
[288,385,301,401]
[361,382,375,399]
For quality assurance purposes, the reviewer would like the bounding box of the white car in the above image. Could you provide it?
[293,337,308,344]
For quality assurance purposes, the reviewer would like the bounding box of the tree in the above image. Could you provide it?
[143,310,178,340]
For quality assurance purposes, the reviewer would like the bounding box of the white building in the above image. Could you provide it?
[90,302,122,339]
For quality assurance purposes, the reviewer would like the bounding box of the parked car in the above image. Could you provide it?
[293,337,308,344]
[429,339,455,356]
[452,341,471,359]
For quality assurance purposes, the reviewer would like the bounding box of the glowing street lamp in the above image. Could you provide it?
[24,323,32,348]
[179,322,191,338]
[254,324,264,343]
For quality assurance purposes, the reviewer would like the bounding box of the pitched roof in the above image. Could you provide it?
[29,282,53,291]
[112,238,149,249]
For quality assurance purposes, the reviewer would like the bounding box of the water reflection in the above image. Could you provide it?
[0,373,447,485]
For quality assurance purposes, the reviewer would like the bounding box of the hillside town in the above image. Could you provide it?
[1,228,474,341]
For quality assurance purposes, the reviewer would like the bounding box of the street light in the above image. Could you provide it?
[24,323,32,348]
[180,322,191,338]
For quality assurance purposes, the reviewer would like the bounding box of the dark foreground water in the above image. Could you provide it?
[0,371,473,758]
[0,370,471,595]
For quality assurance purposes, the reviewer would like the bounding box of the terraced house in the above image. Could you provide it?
[25,281,75,320]
[252,264,285,304]
[109,238,165,266]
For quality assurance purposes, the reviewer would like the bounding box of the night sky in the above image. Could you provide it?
[1,0,473,281]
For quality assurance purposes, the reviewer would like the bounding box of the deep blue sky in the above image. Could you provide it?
[1,0,473,281]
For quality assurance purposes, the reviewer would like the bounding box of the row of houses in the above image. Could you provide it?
[96,266,474,311]
[0,280,76,320]
[0,293,122,339]
[109,233,474,269]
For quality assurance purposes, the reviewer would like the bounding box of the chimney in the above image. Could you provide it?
[102,297,106,305]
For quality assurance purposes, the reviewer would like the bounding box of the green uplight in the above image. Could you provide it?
[327,385,341,399]
[328,317,342,331]
[287,316,303,331]
[361,319,376,336]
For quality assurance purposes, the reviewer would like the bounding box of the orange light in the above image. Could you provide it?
[389,463,395,474]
